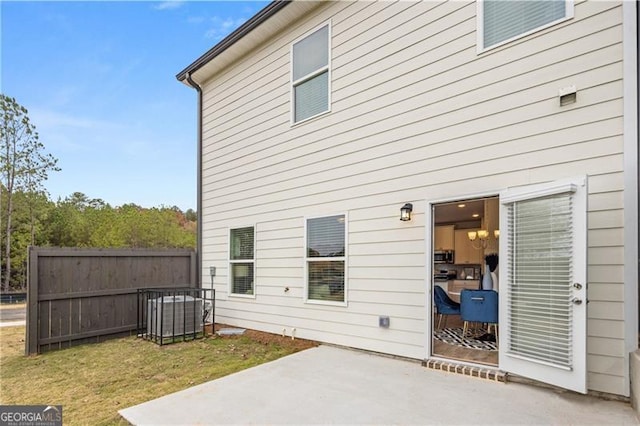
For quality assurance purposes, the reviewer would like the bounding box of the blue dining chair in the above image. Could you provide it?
[460,289,498,342]
[433,286,461,329]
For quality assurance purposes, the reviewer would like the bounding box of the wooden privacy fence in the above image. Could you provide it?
[26,247,197,354]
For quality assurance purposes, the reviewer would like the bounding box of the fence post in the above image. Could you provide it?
[26,246,39,355]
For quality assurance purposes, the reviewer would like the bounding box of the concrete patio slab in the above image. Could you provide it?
[120,345,638,425]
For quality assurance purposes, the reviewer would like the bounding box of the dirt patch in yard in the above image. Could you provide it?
[211,323,318,352]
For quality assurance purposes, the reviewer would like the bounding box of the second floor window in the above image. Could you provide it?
[479,0,573,51]
[292,23,330,124]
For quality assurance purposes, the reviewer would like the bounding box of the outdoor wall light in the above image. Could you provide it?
[400,203,413,221]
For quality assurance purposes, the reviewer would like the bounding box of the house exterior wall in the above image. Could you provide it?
[198,1,629,395]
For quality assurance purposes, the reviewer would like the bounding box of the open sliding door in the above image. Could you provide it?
[499,177,587,394]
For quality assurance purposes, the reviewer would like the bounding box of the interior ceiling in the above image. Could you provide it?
[434,199,487,225]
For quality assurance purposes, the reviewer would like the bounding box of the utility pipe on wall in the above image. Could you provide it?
[184,72,203,288]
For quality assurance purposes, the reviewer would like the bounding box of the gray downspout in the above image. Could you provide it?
[185,72,203,288]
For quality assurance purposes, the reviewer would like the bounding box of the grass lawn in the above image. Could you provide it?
[0,325,316,425]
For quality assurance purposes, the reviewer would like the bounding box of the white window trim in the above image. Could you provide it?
[303,212,348,307]
[500,181,579,204]
[290,20,332,126]
[228,225,256,299]
[476,0,574,54]
[424,191,499,361]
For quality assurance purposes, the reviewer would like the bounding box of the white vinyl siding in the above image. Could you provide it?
[478,0,574,52]
[229,226,255,296]
[199,0,627,395]
[292,23,331,123]
[305,214,346,304]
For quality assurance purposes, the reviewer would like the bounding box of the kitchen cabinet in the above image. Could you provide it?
[434,225,455,251]
[454,229,483,265]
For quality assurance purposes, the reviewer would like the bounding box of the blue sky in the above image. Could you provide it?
[1,0,268,211]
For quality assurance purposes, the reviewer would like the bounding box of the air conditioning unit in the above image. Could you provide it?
[147,295,203,338]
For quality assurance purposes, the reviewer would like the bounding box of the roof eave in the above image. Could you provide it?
[176,0,292,84]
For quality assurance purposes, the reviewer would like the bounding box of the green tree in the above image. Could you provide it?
[46,193,109,247]
[44,196,196,250]
[0,95,59,291]
[0,189,53,289]
[185,208,197,222]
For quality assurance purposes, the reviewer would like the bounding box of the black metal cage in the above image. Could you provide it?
[136,287,215,345]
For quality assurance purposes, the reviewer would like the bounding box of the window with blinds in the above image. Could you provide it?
[229,226,255,296]
[506,193,574,368]
[306,215,345,303]
[481,0,572,51]
[292,24,330,123]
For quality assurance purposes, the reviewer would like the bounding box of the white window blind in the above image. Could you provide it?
[292,24,330,123]
[229,227,254,296]
[506,193,574,368]
[483,0,568,50]
[294,72,329,123]
[306,215,345,303]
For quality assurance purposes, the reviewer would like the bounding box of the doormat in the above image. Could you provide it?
[434,327,497,351]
